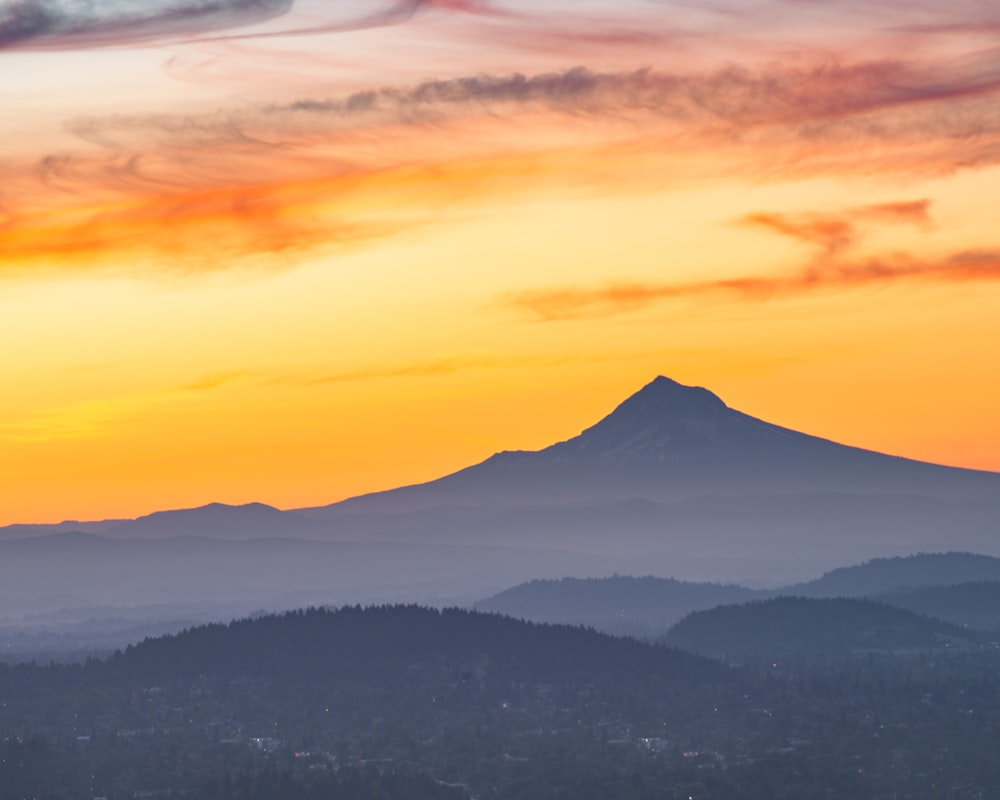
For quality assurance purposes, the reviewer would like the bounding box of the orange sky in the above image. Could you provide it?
[2,0,999,525]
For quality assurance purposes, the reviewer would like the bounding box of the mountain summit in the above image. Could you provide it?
[555,376,733,459]
[533,375,810,466]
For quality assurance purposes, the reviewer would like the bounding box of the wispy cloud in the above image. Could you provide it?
[4,50,1000,276]
[510,250,1000,321]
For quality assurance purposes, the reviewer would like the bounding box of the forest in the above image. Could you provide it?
[0,605,997,799]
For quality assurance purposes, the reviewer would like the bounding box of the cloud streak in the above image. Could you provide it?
[510,249,1000,321]
[742,201,932,256]
[510,200,997,320]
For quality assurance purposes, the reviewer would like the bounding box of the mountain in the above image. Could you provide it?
[302,376,1000,514]
[3,377,999,599]
[662,596,985,661]
[475,575,763,638]
[294,377,1000,581]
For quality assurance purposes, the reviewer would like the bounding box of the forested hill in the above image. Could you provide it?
[98,605,729,687]
[878,582,1000,632]
[476,575,762,637]
[663,596,984,660]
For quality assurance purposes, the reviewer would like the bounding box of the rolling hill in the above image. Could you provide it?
[662,596,984,661]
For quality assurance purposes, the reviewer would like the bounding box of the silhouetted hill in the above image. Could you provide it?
[788,553,1000,598]
[105,605,728,686]
[475,576,762,637]
[878,582,1000,632]
[663,596,983,661]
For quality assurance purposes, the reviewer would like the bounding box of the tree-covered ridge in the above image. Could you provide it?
[878,581,1000,632]
[663,596,984,660]
[100,605,727,685]
[788,552,1000,597]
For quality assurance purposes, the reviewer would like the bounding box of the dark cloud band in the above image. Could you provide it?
[0,0,294,49]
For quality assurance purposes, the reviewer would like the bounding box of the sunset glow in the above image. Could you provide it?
[3,0,1000,524]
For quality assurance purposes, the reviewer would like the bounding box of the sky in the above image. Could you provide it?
[2,0,1000,525]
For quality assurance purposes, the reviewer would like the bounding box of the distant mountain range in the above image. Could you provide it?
[2,376,998,612]
[477,553,1000,637]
